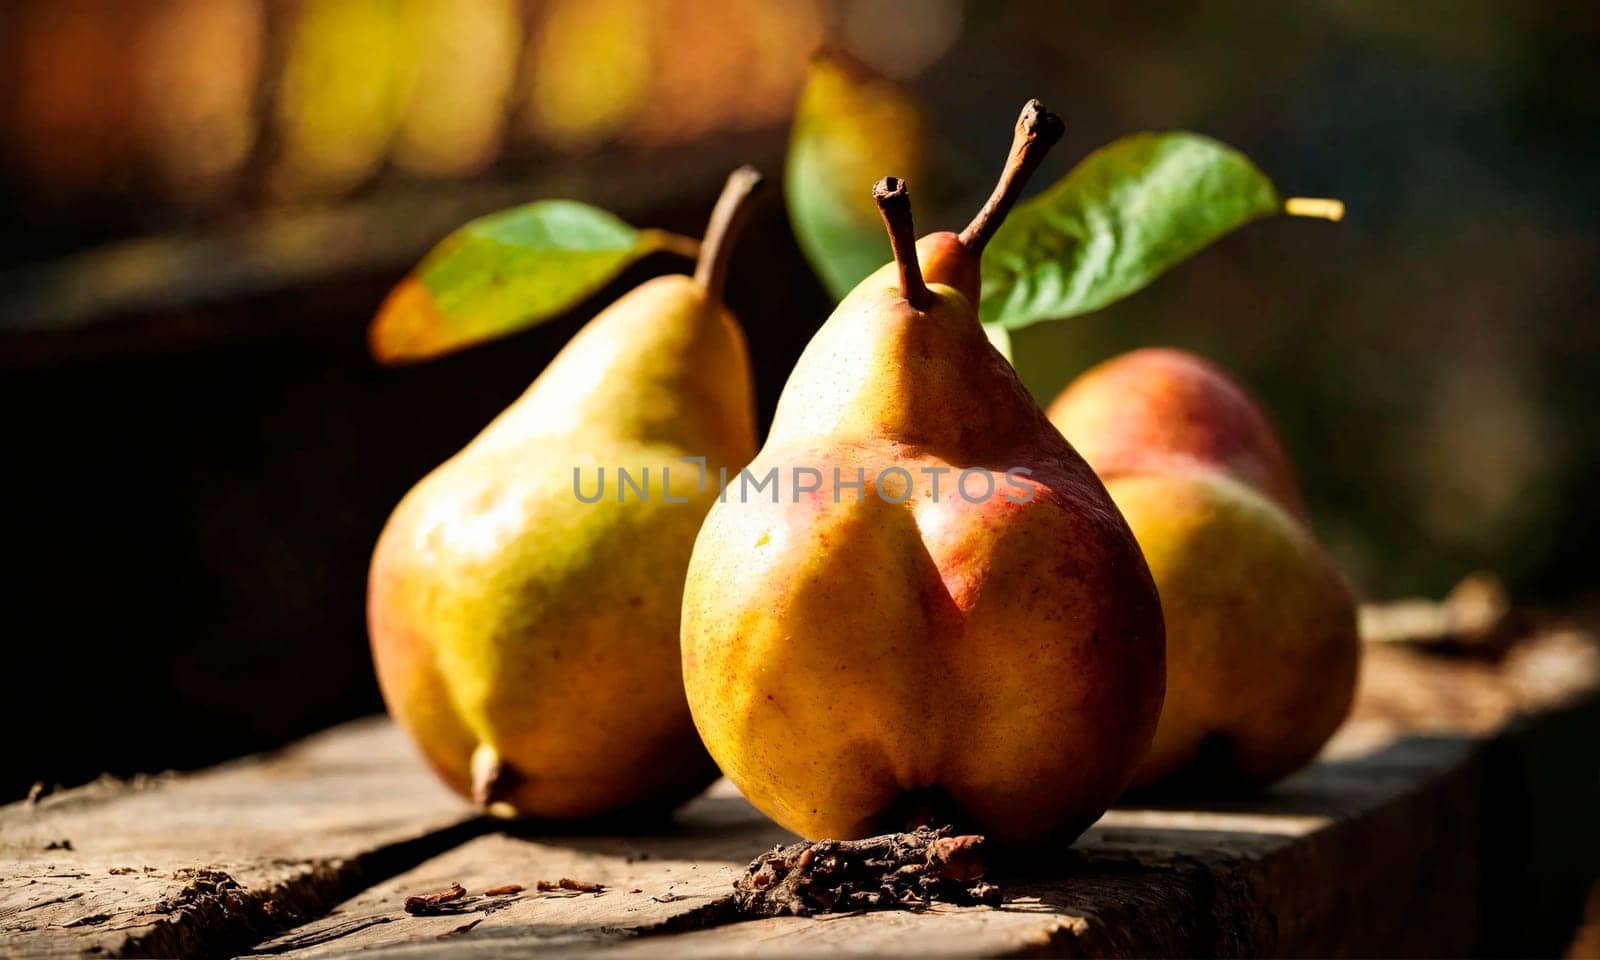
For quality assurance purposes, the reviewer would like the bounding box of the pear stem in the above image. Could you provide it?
[654,231,704,260]
[872,177,931,310]
[694,165,767,302]
[958,99,1066,255]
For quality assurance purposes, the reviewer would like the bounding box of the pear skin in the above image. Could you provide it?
[1049,348,1358,793]
[369,171,763,818]
[1107,469,1357,791]
[681,168,1165,848]
[1047,348,1305,517]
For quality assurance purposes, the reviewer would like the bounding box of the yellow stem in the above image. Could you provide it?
[651,230,703,260]
[1284,197,1345,222]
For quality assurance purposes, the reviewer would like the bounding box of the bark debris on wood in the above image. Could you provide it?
[731,826,1002,918]
[402,883,466,916]
[535,878,604,894]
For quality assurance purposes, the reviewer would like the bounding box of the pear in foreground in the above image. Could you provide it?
[369,170,764,818]
[1050,348,1358,793]
[681,106,1166,848]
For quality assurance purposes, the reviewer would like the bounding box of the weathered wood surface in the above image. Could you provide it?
[0,722,477,958]
[247,736,1482,960]
[3,622,1598,959]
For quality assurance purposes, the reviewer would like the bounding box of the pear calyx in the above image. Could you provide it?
[694,166,767,303]
[872,176,932,309]
[958,99,1065,255]
[470,744,518,817]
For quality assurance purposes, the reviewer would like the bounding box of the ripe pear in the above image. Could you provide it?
[1049,349,1358,793]
[369,169,765,818]
[1048,348,1304,517]
[681,104,1166,848]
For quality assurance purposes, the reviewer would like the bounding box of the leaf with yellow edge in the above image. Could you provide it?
[368,200,697,364]
[785,50,927,300]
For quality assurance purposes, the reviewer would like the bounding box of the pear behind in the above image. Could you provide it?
[1049,348,1358,794]
[1108,469,1357,792]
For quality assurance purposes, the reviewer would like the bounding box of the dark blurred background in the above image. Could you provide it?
[2,0,1596,800]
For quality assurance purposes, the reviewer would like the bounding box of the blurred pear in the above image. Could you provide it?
[785,49,926,298]
[271,0,417,197]
[521,0,651,148]
[134,0,263,200]
[631,0,822,145]
[393,0,519,177]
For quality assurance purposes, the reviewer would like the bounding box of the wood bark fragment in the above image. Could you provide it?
[729,826,1002,918]
[535,878,604,893]
[402,882,466,916]
[483,884,523,896]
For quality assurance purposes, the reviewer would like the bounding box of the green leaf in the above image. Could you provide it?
[979,133,1282,330]
[785,52,926,300]
[369,200,693,363]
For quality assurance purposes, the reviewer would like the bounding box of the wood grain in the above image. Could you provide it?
[0,718,477,958]
[247,628,1599,958]
[242,737,1482,958]
[3,624,1596,958]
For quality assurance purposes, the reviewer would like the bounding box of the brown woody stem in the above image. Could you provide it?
[872,177,931,310]
[694,166,767,302]
[958,99,1065,255]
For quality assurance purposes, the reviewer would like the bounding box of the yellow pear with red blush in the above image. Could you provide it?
[1049,348,1358,793]
[367,170,765,819]
[681,103,1167,847]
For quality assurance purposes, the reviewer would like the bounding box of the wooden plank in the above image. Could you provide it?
[244,738,1480,958]
[246,782,792,958]
[5,624,1595,958]
[0,718,478,958]
[245,628,1600,958]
